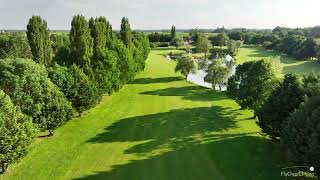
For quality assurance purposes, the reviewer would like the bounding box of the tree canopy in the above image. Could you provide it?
[26,16,52,66]
[175,55,197,80]
[227,59,279,113]
[0,90,36,173]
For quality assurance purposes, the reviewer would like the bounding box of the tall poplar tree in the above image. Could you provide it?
[120,17,132,46]
[26,15,52,66]
[69,15,93,74]
[171,25,176,40]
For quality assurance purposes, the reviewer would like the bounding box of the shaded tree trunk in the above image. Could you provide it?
[48,129,54,136]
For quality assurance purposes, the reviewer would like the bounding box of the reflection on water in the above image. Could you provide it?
[187,55,236,91]
[187,70,212,89]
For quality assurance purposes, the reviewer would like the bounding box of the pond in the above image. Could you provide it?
[187,55,236,91]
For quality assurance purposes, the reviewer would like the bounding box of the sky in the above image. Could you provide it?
[0,0,319,30]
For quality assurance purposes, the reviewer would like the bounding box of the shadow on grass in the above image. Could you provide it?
[130,77,184,84]
[75,106,284,180]
[87,106,238,145]
[140,86,227,101]
[76,135,283,180]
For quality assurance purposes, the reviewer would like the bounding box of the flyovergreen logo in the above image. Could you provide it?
[281,166,317,178]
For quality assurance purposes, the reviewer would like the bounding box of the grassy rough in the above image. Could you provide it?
[1,50,284,180]
[236,45,320,75]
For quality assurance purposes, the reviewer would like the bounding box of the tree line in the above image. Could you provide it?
[227,59,320,174]
[224,27,320,60]
[0,15,150,173]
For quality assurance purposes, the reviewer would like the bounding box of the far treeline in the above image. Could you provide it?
[0,15,150,173]
[149,26,320,61]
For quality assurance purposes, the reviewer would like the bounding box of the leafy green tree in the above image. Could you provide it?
[196,35,211,57]
[175,55,197,80]
[204,60,231,91]
[227,59,279,114]
[228,31,244,41]
[256,74,305,140]
[190,28,200,42]
[227,40,242,56]
[48,64,101,116]
[297,38,318,60]
[171,25,176,40]
[89,17,109,59]
[131,32,150,72]
[120,17,132,46]
[69,15,94,74]
[0,90,36,173]
[171,36,184,49]
[26,16,52,66]
[0,59,73,135]
[0,33,32,59]
[93,49,120,93]
[53,45,71,66]
[281,95,320,172]
[50,33,69,54]
[214,33,229,48]
[113,39,135,84]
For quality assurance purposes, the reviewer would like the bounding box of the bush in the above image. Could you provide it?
[48,64,101,115]
[0,59,73,134]
[0,90,36,173]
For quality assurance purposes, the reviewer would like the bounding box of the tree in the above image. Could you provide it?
[48,64,101,116]
[89,17,109,59]
[256,74,305,140]
[171,25,176,40]
[196,35,211,58]
[175,55,197,80]
[228,31,244,41]
[204,59,231,91]
[226,40,242,56]
[113,39,135,84]
[132,32,150,71]
[93,49,120,94]
[0,59,73,135]
[0,90,36,173]
[190,28,200,42]
[120,17,132,46]
[26,16,52,66]
[297,38,318,60]
[171,36,184,49]
[281,95,320,172]
[214,33,229,48]
[0,33,32,59]
[69,15,94,74]
[50,33,69,54]
[227,59,279,114]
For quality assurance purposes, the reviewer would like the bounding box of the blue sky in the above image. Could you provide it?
[0,0,319,30]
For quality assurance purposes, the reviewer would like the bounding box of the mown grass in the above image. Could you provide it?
[0,50,284,180]
[236,45,320,75]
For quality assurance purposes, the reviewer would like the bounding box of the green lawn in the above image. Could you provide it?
[236,45,320,75]
[1,50,284,180]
